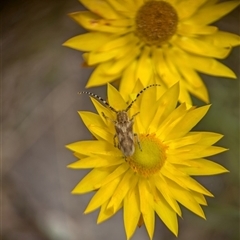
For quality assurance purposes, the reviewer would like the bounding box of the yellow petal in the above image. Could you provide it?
[95,163,129,188]
[80,0,121,19]
[167,132,223,149]
[167,0,178,6]
[98,33,137,52]
[129,79,145,102]
[197,146,228,157]
[178,81,193,105]
[139,83,159,131]
[178,159,229,175]
[86,48,121,65]
[63,32,111,51]
[180,177,213,197]
[193,132,224,145]
[135,0,144,8]
[201,31,240,48]
[188,55,236,78]
[107,0,137,13]
[106,0,135,17]
[68,156,122,169]
[138,179,155,240]
[71,167,116,193]
[189,1,240,25]
[86,61,121,87]
[178,23,218,36]
[154,175,182,216]
[153,75,169,100]
[90,125,115,144]
[163,49,193,104]
[191,191,208,206]
[84,35,137,64]
[156,104,187,140]
[71,11,126,33]
[174,48,237,78]
[78,111,104,126]
[73,152,86,159]
[97,200,122,224]
[165,105,210,140]
[107,169,136,213]
[90,97,115,124]
[154,192,178,236]
[98,47,140,77]
[202,0,218,7]
[119,60,138,101]
[84,176,121,213]
[105,45,140,75]
[89,98,119,144]
[152,48,179,88]
[149,83,179,133]
[177,65,209,103]
[66,140,116,155]
[176,36,231,59]
[107,83,128,110]
[124,186,141,240]
[169,48,209,102]
[111,18,134,27]
[166,179,206,219]
[169,145,227,160]
[135,46,153,86]
[79,111,114,143]
[165,169,214,196]
[161,166,188,190]
[166,133,202,149]
[176,0,208,20]
[97,18,134,28]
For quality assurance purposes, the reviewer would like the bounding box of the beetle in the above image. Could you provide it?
[79,84,160,158]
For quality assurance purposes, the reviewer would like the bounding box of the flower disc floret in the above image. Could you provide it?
[135,1,178,45]
[128,134,167,177]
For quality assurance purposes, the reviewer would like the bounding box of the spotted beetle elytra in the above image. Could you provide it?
[79,84,161,158]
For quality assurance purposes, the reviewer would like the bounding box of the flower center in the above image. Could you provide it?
[135,1,178,46]
[127,134,167,177]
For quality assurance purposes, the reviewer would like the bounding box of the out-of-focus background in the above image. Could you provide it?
[2,0,239,240]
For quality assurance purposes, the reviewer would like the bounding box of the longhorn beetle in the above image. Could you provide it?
[78,84,161,158]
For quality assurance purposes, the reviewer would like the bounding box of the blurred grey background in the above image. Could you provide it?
[2,0,239,240]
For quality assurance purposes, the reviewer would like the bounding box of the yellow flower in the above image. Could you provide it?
[66,82,228,239]
[63,0,240,104]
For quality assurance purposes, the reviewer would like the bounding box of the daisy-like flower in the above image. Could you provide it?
[63,0,240,104]
[66,82,228,239]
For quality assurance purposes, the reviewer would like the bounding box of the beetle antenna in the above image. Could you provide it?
[78,91,118,113]
[125,84,161,112]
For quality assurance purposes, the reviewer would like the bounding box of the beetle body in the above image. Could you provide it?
[114,111,136,157]
[79,84,160,158]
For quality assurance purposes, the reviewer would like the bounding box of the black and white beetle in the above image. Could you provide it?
[79,84,160,158]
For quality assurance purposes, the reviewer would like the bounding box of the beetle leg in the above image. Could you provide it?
[113,134,118,148]
[130,112,140,121]
[134,133,142,151]
[101,112,116,123]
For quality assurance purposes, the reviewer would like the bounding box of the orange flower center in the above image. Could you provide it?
[135,1,178,46]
